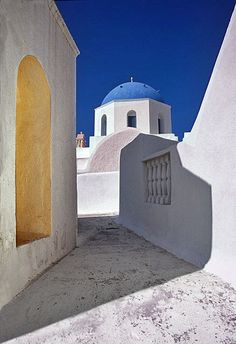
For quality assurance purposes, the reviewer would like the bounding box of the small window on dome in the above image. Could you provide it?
[127,110,137,128]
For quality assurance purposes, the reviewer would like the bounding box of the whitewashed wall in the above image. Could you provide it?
[77,172,119,216]
[94,99,171,138]
[94,103,115,136]
[177,6,236,287]
[119,135,212,268]
[0,0,78,308]
[77,129,139,217]
[149,99,172,134]
[119,7,236,288]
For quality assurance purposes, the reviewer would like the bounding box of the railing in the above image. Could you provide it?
[145,152,171,205]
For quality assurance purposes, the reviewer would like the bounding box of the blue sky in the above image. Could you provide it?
[56,0,235,140]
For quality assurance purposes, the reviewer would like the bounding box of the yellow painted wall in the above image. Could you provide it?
[16,56,51,246]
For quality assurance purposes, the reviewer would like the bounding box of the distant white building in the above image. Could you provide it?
[77,79,178,172]
[77,79,177,215]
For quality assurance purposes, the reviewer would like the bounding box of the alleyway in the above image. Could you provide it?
[0,217,236,343]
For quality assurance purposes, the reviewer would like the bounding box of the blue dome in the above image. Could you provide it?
[101,81,162,105]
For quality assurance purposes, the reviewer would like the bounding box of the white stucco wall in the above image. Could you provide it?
[90,98,173,155]
[119,7,236,288]
[94,99,171,138]
[76,147,90,172]
[177,6,236,287]
[0,0,78,308]
[119,135,212,268]
[76,130,139,217]
[149,99,172,134]
[94,103,115,136]
[76,147,90,159]
[113,99,150,133]
[77,172,119,216]
[77,159,89,172]
[89,136,105,152]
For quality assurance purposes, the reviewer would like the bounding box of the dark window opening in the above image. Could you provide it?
[101,115,107,136]
[158,118,162,134]
[127,111,137,128]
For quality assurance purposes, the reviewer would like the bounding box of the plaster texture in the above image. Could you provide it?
[89,135,106,152]
[76,158,89,172]
[16,55,52,245]
[93,98,172,143]
[0,0,78,308]
[77,99,176,171]
[0,217,235,344]
[77,98,173,167]
[88,128,140,173]
[176,6,236,287]
[119,135,212,268]
[119,7,236,287]
[77,129,141,216]
[76,147,90,159]
[76,89,176,215]
[77,172,119,215]
[94,102,115,137]
[76,147,90,172]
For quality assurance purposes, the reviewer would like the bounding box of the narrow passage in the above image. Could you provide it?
[0,217,235,343]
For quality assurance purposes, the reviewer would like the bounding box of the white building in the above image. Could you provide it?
[77,79,177,172]
[77,80,178,216]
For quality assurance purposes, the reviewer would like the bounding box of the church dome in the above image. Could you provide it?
[101,80,162,105]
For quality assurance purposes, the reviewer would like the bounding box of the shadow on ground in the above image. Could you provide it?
[0,216,198,342]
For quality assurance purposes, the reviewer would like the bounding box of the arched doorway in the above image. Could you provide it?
[101,114,107,136]
[127,110,137,128]
[16,55,51,246]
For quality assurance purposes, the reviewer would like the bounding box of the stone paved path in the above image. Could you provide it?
[0,216,235,343]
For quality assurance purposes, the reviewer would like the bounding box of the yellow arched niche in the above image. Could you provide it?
[16,55,51,246]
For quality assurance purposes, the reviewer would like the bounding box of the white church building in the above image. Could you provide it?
[76,79,177,215]
[77,78,177,172]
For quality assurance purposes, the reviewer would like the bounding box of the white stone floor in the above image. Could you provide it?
[0,216,236,343]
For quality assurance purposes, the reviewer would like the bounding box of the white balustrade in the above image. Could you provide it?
[145,153,171,205]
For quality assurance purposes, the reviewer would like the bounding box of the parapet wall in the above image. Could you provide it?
[119,135,211,268]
